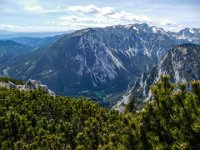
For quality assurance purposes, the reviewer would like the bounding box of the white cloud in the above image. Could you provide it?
[0,24,21,31]
[107,11,151,22]
[24,5,43,12]
[23,5,68,14]
[59,15,110,29]
[100,7,116,16]
[19,4,151,30]
[68,5,116,16]
[60,5,151,29]
[159,19,183,31]
[67,5,150,22]
[160,19,178,27]
[68,5,100,14]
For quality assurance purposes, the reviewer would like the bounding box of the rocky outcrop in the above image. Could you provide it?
[0,79,55,96]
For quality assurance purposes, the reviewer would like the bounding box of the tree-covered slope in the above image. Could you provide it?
[0,76,199,149]
[0,40,33,64]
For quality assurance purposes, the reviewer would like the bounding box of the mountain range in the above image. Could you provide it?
[0,23,200,107]
[136,43,200,99]
[114,43,200,112]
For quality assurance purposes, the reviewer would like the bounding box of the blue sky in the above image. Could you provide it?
[0,0,199,32]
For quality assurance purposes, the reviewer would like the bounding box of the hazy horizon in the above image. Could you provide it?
[1,0,199,32]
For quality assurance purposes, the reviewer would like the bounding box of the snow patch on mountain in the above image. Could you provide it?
[2,67,10,76]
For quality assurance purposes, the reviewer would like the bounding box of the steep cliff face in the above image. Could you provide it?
[114,44,200,112]
[136,44,200,100]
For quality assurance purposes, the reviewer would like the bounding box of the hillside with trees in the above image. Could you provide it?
[0,75,199,149]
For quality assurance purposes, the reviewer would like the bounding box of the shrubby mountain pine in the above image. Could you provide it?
[0,76,199,149]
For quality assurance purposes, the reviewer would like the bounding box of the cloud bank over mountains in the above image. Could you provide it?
[0,0,199,32]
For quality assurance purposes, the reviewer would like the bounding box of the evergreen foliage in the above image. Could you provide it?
[0,76,199,149]
[0,77,24,85]
[125,97,136,113]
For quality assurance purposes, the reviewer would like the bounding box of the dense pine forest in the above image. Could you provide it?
[0,76,199,149]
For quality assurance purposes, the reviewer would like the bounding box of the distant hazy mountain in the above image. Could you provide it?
[0,30,72,39]
[9,35,64,48]
[0,30,14,35]
[0,24,199,107]
[172,28,200,43]
[0,40,33,63]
